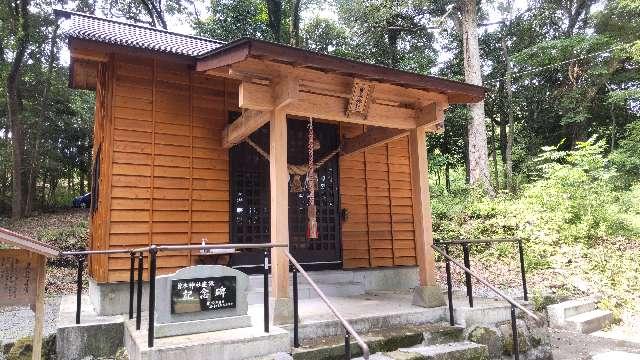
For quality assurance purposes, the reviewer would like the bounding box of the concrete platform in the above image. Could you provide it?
[56,283,534,359]
[56,295,124,360]
[124,317,290,360]
[263,291,447,341]
[451,296,532,327]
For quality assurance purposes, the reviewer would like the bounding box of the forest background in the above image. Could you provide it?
[0,0,639,317]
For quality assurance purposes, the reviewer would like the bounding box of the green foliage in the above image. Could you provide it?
[610,120,640,186]
[431,140,640,311]
[193,0,272,41]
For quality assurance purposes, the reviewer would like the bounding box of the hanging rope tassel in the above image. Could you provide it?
[307,117,318,239]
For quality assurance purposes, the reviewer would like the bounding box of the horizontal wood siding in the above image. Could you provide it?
[340,124,370,268]
[97,54,231,283]
[340,125,417,268]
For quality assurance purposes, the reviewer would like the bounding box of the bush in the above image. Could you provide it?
[430,138,640,313]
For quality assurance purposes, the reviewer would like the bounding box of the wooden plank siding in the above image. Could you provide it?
[340,124,417,268]
[90,55,417,282]
[93,54,233,283]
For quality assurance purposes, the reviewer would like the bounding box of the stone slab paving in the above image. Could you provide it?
[550,328,640,360]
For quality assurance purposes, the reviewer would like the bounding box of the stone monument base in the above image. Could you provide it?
[125,318,290,360]
[155,314,252,338]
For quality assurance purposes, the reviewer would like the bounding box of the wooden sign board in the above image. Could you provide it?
[0,249,42,307]
[346,79,374,118]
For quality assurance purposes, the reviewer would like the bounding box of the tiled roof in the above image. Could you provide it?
[55,9,225,57]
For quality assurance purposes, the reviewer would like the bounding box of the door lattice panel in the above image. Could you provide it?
[229,116,341,268]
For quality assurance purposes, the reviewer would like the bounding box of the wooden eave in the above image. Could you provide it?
[67,37,196,90]
[0,227,60,258]
[196,38,486,105]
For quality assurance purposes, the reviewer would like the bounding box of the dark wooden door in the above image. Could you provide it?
[229,118,341,270]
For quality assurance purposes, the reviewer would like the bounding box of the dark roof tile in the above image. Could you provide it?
[55,9,224,57]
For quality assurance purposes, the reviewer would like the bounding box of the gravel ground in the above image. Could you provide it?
[0,297,61,348]
[550,328,640,359]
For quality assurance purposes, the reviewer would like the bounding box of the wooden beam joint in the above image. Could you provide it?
[222,110,271,148]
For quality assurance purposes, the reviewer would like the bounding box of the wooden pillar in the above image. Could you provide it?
[409,125,436,287]
[270,109,289,299]
[32,255,46,360]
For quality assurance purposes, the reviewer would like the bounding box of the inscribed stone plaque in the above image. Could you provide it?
[154,265,251,337]
[0,250,40,307]
[171,276,236,314]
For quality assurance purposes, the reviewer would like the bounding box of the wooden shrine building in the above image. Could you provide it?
[56,9,485,313]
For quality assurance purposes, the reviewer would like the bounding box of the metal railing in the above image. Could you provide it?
[61,243,287,348]
[432,244,539,360]
[435,238,528,307]
[283,250,370,360]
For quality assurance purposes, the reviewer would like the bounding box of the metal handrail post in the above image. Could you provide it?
[444,245,454,326]
[263,249,270,333]
[75,255,84,324]
[517,240,528,301]
[129,251,135,320]
[148,245,157,348]
[136,252,143,330]
[511,305,519,360]
[431,244,540,322]
[282,250,369,360]
[462,243,473,308]
[292,265,300,348]
[344,329,351,360]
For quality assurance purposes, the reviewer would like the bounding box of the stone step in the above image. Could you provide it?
[248,270,358,289]
[565,309,613,334]
[248,281,366,305]
[352,342,488,360]
[292,324,464,360]
[548,297,598,327]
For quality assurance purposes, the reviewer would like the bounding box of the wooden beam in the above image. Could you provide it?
[239,81,417,129]
[239,82,273,111]
[70,47,109,63]
[270,109,289,299]
[409,125,436,286]
[222,110,270,148]
[416,101,447,127]
[231,58,449,106]
[341,126,408,156]
[273,76,300,109]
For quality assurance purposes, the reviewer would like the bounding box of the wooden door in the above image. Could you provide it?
[229,117,341,270]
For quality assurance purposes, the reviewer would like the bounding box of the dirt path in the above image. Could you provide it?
[550,328,640,359]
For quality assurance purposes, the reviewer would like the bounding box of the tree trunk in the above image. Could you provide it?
[26,24,58,216]
[609,102,617,150]
[491,119,499,190]
[460,0,493,195]
[264,0,283,42]
[501,37,514,192]
[289,0,302,46]
[6,0,31,219]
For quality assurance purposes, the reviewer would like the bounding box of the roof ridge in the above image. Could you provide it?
[54,8,226,45]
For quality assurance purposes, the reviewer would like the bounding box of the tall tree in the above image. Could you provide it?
[289,0,302,46]
[5,0,31,218]
[458,0,493,195]
[501,36,514,191]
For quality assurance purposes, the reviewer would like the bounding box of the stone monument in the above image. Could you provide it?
[154,265,251,337]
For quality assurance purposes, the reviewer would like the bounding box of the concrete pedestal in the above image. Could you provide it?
[272,297,294,325]
[124,319,290,360]
[412,285,445,308]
